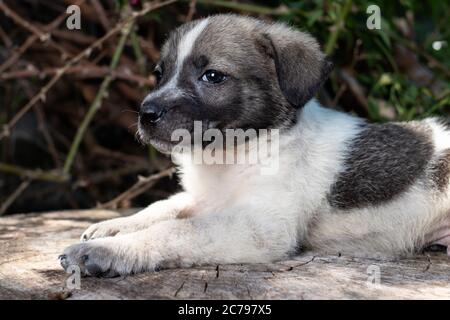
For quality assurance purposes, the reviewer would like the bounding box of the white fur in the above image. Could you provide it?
[67,104,450,274]
[426,118,450,153]
[178,19,210,66]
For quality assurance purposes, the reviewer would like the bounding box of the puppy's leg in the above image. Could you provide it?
[81,192,194,241]
[61,210,296,276]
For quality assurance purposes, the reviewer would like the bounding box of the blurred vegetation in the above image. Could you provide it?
[0,0,449,215]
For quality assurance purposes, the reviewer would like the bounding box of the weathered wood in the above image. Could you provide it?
[0,209,449,299]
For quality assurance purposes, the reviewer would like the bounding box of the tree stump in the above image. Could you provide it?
[0,209,449,299]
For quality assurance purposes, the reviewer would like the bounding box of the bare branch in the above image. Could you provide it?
[0,0,177,141]
[99,167,175,209]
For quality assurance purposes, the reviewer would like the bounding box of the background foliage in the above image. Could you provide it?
[0,0,449,215]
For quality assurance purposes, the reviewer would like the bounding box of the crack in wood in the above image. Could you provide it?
[285,256,316,271]
[174,281,185,297]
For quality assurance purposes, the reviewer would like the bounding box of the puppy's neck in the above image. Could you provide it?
[173,99,331,169]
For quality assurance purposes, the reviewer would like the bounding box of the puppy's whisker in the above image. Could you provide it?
[122,109,139,114]
[128,122,138,129]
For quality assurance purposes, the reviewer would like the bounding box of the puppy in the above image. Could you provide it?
[60,14,450,277]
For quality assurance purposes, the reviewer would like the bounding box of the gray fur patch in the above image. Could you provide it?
[328,123,434,209]
[429,149,450,192]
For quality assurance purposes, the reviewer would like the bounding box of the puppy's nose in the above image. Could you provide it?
[139,101,165,125]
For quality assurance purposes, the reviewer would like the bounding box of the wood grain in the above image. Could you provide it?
[0,210,449,299]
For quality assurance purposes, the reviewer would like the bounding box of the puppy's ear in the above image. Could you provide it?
[258,24,332,107]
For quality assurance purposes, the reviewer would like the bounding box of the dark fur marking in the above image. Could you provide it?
[328,123,434,209]
[429,149,450,192]
[193,54,209,69]
[261,32,331,108]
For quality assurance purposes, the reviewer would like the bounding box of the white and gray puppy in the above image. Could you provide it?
[60,15,450,277]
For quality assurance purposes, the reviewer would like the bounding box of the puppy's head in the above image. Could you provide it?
[138,14,331,153]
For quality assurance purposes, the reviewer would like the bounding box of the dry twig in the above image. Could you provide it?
[99,167,175,209]
[0,0,177,141]
[0,162,68,183]
[62,20,135,174]
[0,180,31,216]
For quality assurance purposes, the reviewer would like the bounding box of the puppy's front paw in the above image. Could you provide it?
[81,218,129,242]
[60,239,126,277]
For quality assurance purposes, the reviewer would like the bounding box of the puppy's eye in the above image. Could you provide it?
[200,70,227,84]
[153,67,163,84]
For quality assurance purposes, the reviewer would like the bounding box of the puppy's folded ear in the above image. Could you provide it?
[258,24,333,108]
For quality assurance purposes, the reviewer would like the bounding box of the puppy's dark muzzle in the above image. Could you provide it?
[139,101,167,126]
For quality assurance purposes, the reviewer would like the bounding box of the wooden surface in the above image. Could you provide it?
[1,209,449,300]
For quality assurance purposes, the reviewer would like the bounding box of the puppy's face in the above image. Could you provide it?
[138,15,331,153]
